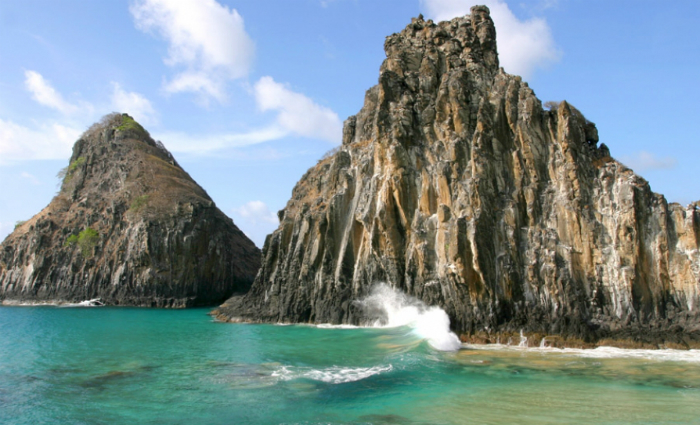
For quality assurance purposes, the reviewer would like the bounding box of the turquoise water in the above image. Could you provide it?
[1,306,699,424]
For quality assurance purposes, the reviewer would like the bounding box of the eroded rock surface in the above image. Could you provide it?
[215,7,700,347]
[0,113,261,307]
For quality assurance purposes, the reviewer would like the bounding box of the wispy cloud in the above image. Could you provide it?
[110,82,157,125]
[0,118,80,162]
[621,151,677,173]
[149,76,342,155]
[232,200,280,247]
[24,70,92,115]
[143,76,342,155]
[11,72,160,163]
[155,126,287,155]
[420,0,560,79]
[233,200,279,225]
[130,0,254,103]
[254,76,342,144]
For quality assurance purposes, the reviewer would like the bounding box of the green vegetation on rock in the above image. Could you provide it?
[78,228,99,258]
[64,234,78,247]
[117,114,147,136]
[57,156,86,183]
[64,228,99,258]
[14,220,26,230]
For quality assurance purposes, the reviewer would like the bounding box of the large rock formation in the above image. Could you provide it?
[215,7,700,347]
[0,113,261,307]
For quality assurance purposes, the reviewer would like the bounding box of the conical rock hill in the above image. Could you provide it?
[0,113,261,307]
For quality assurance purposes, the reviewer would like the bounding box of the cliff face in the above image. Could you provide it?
[215,7,700,346]
[0,113,261,307]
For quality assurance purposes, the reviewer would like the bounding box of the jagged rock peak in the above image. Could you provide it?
[1,113,261,307]
[382,5,499,75]
[215,12,699,348]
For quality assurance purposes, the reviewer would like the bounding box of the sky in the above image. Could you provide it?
[0,0,698,247]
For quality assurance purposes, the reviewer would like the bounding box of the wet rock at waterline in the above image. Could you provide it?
[214,7,700,348]
[0,113,261,307]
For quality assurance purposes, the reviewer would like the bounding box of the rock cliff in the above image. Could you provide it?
[215,7,700,347]
[0,113,261,307]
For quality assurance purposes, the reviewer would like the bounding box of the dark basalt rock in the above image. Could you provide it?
[215,7,700,347]
[0,113,261,307]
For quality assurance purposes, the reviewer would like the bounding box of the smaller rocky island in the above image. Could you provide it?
[0,113,261,307]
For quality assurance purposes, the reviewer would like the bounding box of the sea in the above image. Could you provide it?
[1,286,699,424]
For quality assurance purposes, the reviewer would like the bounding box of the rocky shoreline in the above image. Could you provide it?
[211,305,700,350]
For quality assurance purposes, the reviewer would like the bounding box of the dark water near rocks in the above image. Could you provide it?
[1,306,699,424]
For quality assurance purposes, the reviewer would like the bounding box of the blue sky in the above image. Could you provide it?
[1,0,698,247]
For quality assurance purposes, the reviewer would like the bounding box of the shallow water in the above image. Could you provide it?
[1,306,699,424]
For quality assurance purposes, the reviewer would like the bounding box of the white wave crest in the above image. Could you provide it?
[573,346,700,363]
[272,364,392,384]
[315,324,361,329]
[2,298,104,307]
[63,298,105,307]
[356,283,462,352]
[465,344,700,363]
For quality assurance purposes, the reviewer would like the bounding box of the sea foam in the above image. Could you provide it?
[571,346,700,363]
[63,298,105,307]
[464,343,700,364]
[2,298,105,307]
[272,365,392,384]
[357,283,462,352]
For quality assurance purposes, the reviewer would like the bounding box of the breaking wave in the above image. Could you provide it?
[272,365,393,384]
[356,283,462,352]
[62,298,105,307]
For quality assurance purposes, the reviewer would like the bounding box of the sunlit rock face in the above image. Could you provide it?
[0,113,261,307]
[216,7,700,346]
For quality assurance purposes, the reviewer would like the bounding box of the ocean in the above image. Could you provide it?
[1,300,699,424]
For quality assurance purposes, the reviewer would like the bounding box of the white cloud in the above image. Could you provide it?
[0,119,80,162]
[621,151,677,173]
[150,77,343,155]
[111,82,157,126]
[233,200,279,225]
[254,76,342,144]
[163,72,226,103]
[420,0,560,78]
[16,72,158,162]
[232,200,280,247]
[130,0,254,102]
[155,127,288,155]
[24,70,81,115]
